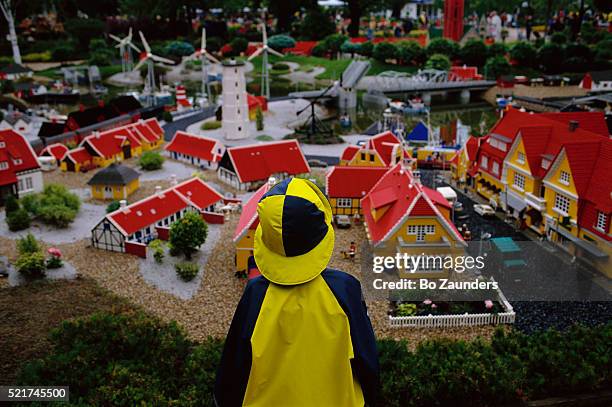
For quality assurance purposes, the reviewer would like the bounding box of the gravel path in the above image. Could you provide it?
[139,224,222,300]
[8,261,77,287]
[0,202,106,244]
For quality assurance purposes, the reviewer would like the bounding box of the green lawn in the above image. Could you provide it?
[248,54,417,81]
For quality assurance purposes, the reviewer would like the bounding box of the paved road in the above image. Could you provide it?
[162,106,217,141]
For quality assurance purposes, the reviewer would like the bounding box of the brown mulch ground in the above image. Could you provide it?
[0,277,136,385]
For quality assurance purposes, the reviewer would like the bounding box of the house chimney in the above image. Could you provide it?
[155,186,162,196]
[170,174,177,186]
[119,200,128,211]
[569,120,579,132]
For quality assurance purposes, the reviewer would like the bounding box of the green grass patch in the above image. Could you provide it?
[255,135,274,141]
[201,120,222,131]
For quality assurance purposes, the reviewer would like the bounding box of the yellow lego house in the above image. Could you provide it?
[87,163,140,200]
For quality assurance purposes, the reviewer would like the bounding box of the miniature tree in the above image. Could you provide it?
[255,106,264,131]
[139,151,164,171]
[169,212,208,260]
[425,54,451,71]
[17,233,40,255]
[15,233,45,278]
[7,208,31,231]
[106,201,121,213]
[5,194,19,214]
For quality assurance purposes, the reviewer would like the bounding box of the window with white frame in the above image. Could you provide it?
[0,141,5,148]
[25,177,32,190]
[337,198,352,208]
[492,161,500,175]
[554,193,570,214]
[18,179,23,191]
[0,161,7,170]
[481,156,488,169]
[13,158,22,165]
[559,171,570,185]
[407,224,435,241]
[513,172,525,190]
[596,211,607,231]
[517,152,525,164]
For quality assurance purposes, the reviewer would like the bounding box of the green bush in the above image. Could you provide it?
[46,255,63,269]
[21,184,81,228]
[357,41,374,58]
[175,262,199,281]
[17,233,40,255]
[52,44,75,62]
[296,7,336,41]
[268,35,295,51]
[201,120,222,130]
[425,53,451,71]
[310,42,327,57]
[22,51,52,62]
[550,32,568,45]
[460,39,487,67]
[7,208,31,231]
[149,239,165,264]
[426,38,459,59]
[487,43,507,58]
[396,41,425,66]
[164,41,195,57]
[169,212,208,260]
[17,312,612,407]
[537,43,565,74]
[16,252,46,279]
[5,194,19,214]
[272,62,290,71]
[340,41,361,57]
[321,34,349,57]
[229,37,248,56]
[163,111,173,123]
[485,55,511,79]
[510,42,536,67]
[373,42,399,62]
[88,48,115,67]
[139,151,164,171]
[106,201,121,213]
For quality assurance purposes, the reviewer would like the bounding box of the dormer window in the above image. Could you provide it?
[541,159,550,170]
[559,171,570,185]
[596,211,607,232]
[13,158,22,165]
[0,142,5,148]
[0,161,7,170]
[517,152,525,164]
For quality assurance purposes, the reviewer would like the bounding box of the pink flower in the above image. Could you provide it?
[47,247,62,258]
[485,300,494,309]
[423,299,432,305]
[431,303,437,309]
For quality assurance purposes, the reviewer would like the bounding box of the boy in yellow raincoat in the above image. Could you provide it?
[215,178,379,406]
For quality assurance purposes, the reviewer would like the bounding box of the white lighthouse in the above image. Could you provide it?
[222,59,249,140]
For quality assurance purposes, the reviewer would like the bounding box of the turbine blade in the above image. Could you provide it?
[129,42,141,53]
[151,55,175,65]
[248,47,264,60]
[204,51,220,64]
[268,47,284,58]
[139,31,151,53]
[201,28,206,51]
[109,34,122,43]
[133,59,146,72]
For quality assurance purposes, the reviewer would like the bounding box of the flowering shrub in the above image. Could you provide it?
[46,248,63,269]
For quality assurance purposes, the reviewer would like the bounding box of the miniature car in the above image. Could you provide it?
[453,201,464,212]
[335,215,351,229]
[307,159,328,168]
[474,204,495,217]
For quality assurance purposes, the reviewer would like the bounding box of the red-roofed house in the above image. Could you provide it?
[0,129,43,204]
[40,143,69,163]
[60,118,164,172]
[450,135,486,189]
[91,177,224,253]
[233,181,271,274]
[339,131,405,168]
[541,138,612,277]
[361,164,466,278]
[217,140,310,191]
[61,147,93,172]
[165,132,225,170]
[325,166,388,216]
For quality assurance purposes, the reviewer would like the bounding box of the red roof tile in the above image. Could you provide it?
[108,177,223,236]
[64,147,92,164]
[173,177,223,210]
[82,132,125,158]
[144,118,164,138]
[0,129,40,174]
[340,145,360,161]
[361,164,463,244]
[40,143,69,161]
[165,132,223,162]
[325,166,388,198]
[540,112,609,137]
[227,140,310,183]
[233,183,269,242]
[368,131,402,166]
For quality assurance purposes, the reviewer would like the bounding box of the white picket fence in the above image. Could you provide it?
[388,288,515,328]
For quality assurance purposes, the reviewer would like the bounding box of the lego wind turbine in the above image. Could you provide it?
[109,28,141,73]
[133,31,174,106]
[187,28,220,106]
[248,20,283,100]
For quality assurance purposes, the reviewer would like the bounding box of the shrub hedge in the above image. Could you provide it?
[18,312,612,406]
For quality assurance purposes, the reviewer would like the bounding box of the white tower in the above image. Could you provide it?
[222,59,249,140]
